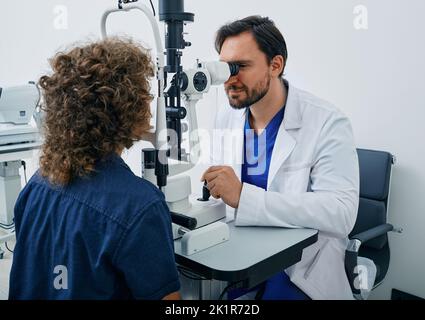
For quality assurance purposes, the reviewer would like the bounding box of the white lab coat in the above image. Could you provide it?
[211,81,359,300]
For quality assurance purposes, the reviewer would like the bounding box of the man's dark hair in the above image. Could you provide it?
[215,16,288,77]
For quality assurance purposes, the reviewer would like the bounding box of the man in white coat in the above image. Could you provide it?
[201,16,359,300]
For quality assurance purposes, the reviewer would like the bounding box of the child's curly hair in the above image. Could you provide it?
[39,38,154,185]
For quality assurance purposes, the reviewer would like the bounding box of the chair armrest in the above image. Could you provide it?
[349,223,394,249]
[345,223,393,296]
[345,248,361,295]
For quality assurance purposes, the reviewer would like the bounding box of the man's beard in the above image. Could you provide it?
[226,76,271,110]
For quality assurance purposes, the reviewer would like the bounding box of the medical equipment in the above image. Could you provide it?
[101,0,239,254]
[0,83,42,257]
[0,83,41,151]
[0,83,41,224]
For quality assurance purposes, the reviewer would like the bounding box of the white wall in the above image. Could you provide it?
[1,0,424,299]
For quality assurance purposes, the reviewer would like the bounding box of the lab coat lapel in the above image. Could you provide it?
[267,82,302,189]
[267,127,296,189]
[223,81,302,188]
[226,110,246,181]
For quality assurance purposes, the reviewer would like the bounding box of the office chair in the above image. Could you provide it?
[345,148,402,300]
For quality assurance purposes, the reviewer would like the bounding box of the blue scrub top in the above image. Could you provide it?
[238,106,310,300]
[242,106,285,189]
[9,154,180,300]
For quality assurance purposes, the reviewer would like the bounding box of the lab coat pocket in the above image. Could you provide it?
[304,239,330,280]
[275,166,311,192]
[301,239,352,299]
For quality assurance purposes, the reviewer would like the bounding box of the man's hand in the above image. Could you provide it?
[201,166,242,208]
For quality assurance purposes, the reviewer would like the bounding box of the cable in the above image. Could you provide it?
[218,280,244,301]
[21,160,27,184]
[117,0,154,15]
[0,222,15,230]
[177,265,208,281]
[149,0,156,16]
[35,82,41,109]
[5,242,14,254]
[177,266,245,300]
[179,270,205,281]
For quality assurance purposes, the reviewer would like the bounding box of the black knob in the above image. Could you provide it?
[198,181,210,202]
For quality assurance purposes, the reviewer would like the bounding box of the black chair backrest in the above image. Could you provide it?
[350,149,393,249]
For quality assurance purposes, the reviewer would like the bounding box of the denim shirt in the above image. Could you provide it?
[9,154,180,300]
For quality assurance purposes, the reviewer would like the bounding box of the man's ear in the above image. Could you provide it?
[271,55,285,77]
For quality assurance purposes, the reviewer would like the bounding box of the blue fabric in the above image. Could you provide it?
[261,272,310,300]
[227,283,263,300]
[241,106,285,190]
[9,154,180,300]
[237,106,309,300]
